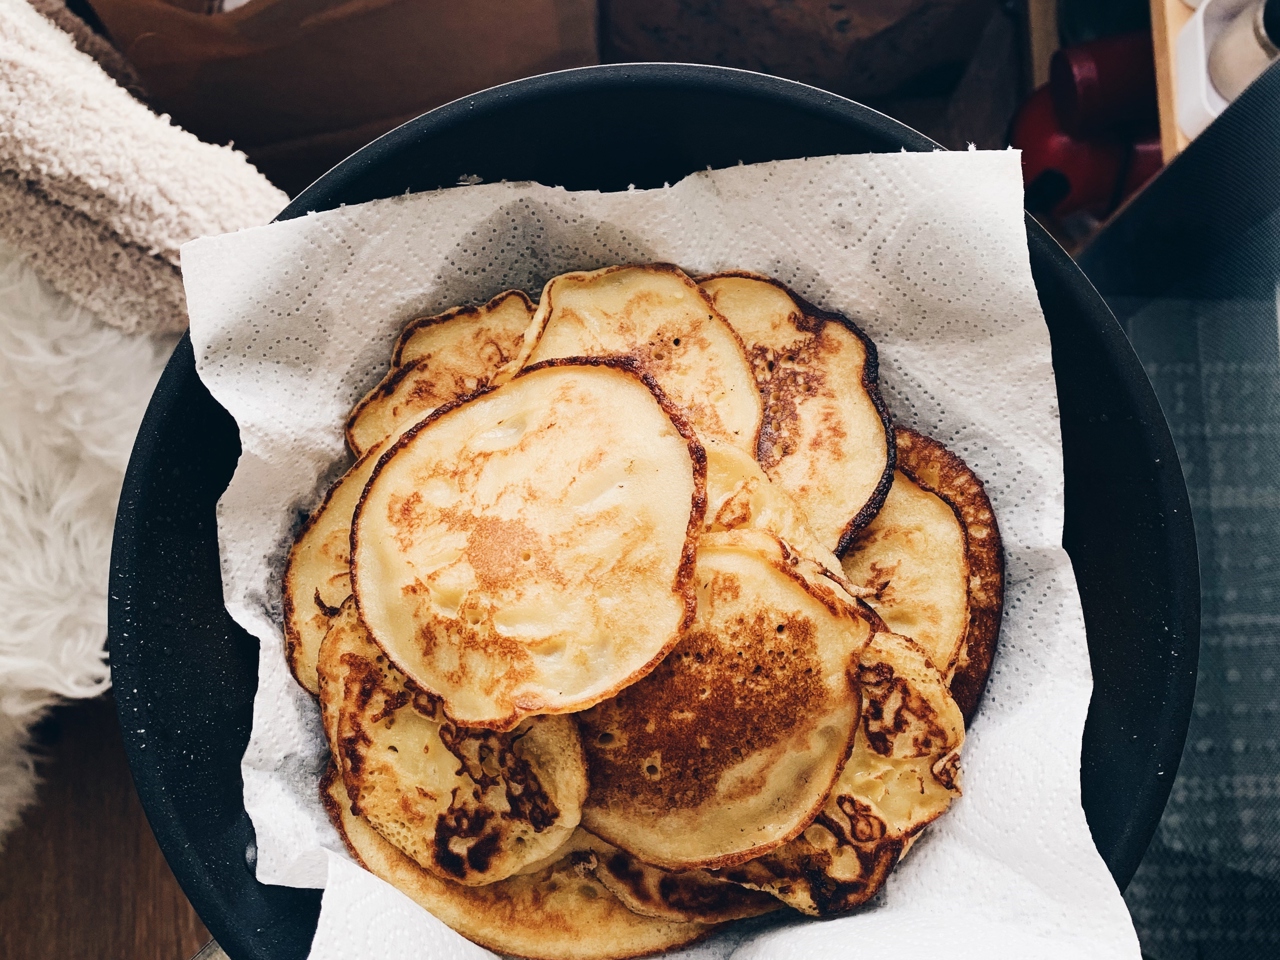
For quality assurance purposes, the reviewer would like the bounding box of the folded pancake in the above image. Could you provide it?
[282,443,383,695]
[316,600,586,885]
[579,529,872,870]
[522,265,762,453]
[841,427,1003,719]
[347,290,534,457]
[698,273,893,555]
[352,359,706,730]
[703,438,869,594]
[323,768,713,960]
[716,631,964,916]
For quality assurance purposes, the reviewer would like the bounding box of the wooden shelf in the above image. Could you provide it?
[1026,0,1059,88]
[1151,0,1194,161]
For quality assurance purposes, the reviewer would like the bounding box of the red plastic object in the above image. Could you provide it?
[1121,136,1164,201]
[1050,31,1158,139]
[1010,85,1127,218]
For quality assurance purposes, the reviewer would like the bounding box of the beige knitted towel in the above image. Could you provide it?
[0,0,287,334]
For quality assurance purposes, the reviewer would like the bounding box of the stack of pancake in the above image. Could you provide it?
[283,265,1004,959]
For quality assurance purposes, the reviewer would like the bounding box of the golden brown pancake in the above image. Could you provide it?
[579,529,872,871]
[522,265,762,454]
[393,290,535,367]
[698,273,893,555]
[346,290,534,457]
[585,833,780,924]
[703,438,872,596]
[323,769,714,959]
[316,598,359,756]
[716,631,964,916]
[842,466,967,671]
[351,359,706,730]
[294,268,1003,945]
[282,443,383,695]
[287,293,549,697]
[841,427,1003,719]
[316,600,586,885]
[508,829,778,923]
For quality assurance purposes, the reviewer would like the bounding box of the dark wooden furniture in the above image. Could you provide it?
[0,695,207,960]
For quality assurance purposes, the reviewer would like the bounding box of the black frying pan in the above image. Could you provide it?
[108,64,1199,960]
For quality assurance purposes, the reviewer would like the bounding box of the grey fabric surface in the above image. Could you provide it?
[1111,205,1280,958]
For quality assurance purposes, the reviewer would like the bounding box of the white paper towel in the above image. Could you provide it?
[182,149,1142,960]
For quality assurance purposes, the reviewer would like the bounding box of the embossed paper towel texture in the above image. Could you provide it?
[182,150,1141,959]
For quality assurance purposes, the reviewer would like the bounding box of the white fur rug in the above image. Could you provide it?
[0,239,171,843]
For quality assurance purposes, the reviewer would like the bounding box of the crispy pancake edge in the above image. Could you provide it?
[894,426,1005,721]
[281,449,371,696]
[346,290,534,456]
[320,602,587,885]
[580,531,875,871]
[349,355,709,731]
[390,289,535,368]
[316,598,357,762]
[320,766,716,960]
[343,355,432,455]
[714,631,963,915]
[717,828,903,917]
[697,270,896,554]
[584,833,782,924]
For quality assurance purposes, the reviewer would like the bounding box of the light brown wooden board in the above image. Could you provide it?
[1025,0,1059,87]
[1151,0,1194,160]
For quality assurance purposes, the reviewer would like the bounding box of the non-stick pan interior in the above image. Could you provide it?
[110,64,1198,960]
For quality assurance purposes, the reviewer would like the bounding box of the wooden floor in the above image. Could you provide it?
[0,695,208,960]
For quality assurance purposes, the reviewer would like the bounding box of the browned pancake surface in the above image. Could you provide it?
[323,768,713,960]
[351,359,706,730]
[346,290,534,456]
[844,427,1003,720]
[580,530,870,870]
[316,600,586,885]
[392,290,534,367]
[841,464,968,673]
[698,273,893,555]
[716,631,964,915]
[895,428,1003,719]
[579,833,779,924]
[524,264,763,454]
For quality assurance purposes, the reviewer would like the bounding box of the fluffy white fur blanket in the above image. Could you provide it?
[0,240,173,841]
[0,0,285,847]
